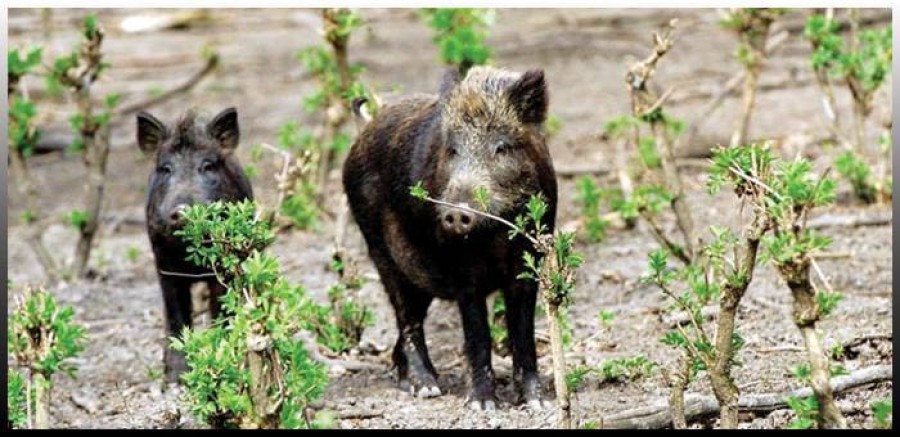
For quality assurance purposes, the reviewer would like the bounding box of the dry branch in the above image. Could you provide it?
[603,365,891,429]
[626,18,697,263]
[115,51,220,118]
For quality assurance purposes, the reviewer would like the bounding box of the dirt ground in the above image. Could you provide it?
[6,8,893,429]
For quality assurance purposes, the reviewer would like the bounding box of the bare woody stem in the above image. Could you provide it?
[315,8,355,206]
[730,10,776,148]
[33,373,50,429]
[781,262,847,429]
[666,352,691,429]
[708,211,765,429]
[59,21,111,278]
[808,9,846,147]
[626,19,697,263]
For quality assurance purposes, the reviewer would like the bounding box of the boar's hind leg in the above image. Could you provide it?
[504,280,545,408]
[375,258,441,398]
[458,293,497,411]
[160,275,193,383]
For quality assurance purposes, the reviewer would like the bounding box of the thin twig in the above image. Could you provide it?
[420,196,538,245]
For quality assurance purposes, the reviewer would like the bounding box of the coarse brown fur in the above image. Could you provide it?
[343,66,557,408]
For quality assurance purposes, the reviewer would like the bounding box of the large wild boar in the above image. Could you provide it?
[343,66,557,410]
[136,107,253,382]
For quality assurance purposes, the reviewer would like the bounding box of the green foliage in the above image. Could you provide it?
[175,201,275,274]
[281,181,319,231]
[576,177,608,243]
[7,370,29,429]
[298,281,375,355]
[720,9,787,68]
[409,181,429,200]
[598,355,656,383]
[566,365,592,391]
[421,8,494,74]
[597,309,615,329]
[707,143,776,195]
[173,200,330,428]
[8,96,41,158]
[8,46,43,79]
[125,245,140,264]
[545,114,564,138]
[637,137,661,169]
[489,294,508,353]
[835,151,876,202]
[816,291,843,317]
[518,204,583,309]
[603,115,639,139]
[473,185,490,212]
[297,10,371,115]
[806,13,892,93]
[785,395,819,429]
[9,286,87,379]
[871,399,892,429]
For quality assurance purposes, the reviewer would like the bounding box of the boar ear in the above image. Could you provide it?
[506,69,548,124]
[136,111,167,155]
[438,67,461,102]
[208,107,240,150]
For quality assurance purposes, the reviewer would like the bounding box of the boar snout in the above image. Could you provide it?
[440,204,477,235]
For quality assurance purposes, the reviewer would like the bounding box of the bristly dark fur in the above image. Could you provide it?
[343,66,556,408]
[136,106,252,384]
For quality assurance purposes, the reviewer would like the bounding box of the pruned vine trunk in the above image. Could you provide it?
[783,263,847,429]
[538,239,571,429]
[315,8,354,207]
[544,302,570,429]
[666,353,691,429]
[651,122,696,260]
[74,123,111,277]
[33,372,50,429]
[247,336,280,429]
[731,62,759,148]
[707,216,763,428]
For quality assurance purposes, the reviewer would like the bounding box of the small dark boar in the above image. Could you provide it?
[343,67,557,410]
[136,107,253,382]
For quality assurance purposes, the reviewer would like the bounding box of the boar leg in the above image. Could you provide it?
[503,280,545,408]
[374,256,441,398]
[458,292,496,410]
[160,275,193,383]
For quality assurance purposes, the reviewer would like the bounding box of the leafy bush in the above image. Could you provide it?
[8,286,87,429]
[172,200,330,429]
[420,8,494,74]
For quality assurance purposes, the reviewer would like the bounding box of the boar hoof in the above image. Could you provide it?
[399,375,442,399]
[416,385,442,398]
[468,399,496,411]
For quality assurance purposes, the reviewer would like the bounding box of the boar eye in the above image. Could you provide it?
[200,160,218,173]
[157,163,172,175]
[494,141,511,155]
[447,145,458,157]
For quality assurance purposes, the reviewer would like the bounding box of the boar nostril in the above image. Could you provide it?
[444,214,455,224]
[460,214,471,225]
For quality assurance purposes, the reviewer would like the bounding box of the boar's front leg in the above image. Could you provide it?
[374,255,441,398]
[458,292,496,410]
[504,278,546,409]
[159,274,193,383]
